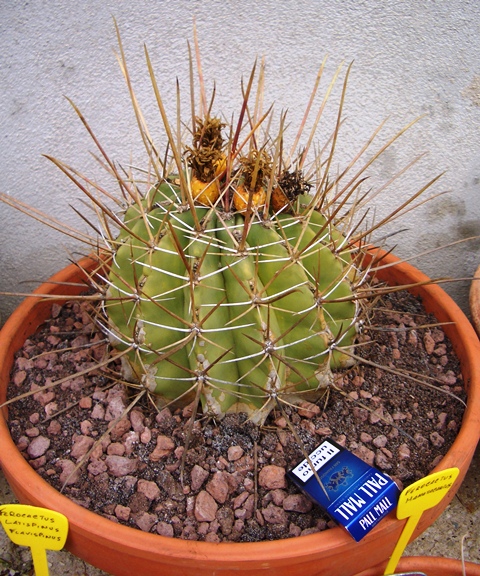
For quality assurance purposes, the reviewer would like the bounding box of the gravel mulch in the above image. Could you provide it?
[5,290,466,543]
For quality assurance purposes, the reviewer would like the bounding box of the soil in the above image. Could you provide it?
[5,290,466,543]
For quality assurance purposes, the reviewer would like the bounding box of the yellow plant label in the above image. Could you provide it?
[0,504,69,576]
[396,467,460,519]
[384,467,459,575]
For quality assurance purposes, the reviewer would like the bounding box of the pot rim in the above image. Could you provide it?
[356,555,480,576]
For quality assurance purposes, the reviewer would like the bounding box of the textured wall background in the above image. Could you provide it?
[1,0,479,322]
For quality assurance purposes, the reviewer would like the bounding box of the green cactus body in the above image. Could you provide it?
[105,181,359,424]
[275,211,357,368]
[184,213,241,415]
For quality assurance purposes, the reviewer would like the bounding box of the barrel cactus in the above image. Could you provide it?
[103,110,360,425]
[0,33,433,427]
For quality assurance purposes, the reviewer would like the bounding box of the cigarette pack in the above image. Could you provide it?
[287,438,400,541]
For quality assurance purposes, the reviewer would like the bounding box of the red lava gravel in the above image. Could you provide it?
[6,290,466,542]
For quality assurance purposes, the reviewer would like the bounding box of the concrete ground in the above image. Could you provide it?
[0,446,479,575]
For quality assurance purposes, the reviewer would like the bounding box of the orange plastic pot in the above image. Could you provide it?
[470,263,480,337]
[356,555,480,575]
[1,252,479,576]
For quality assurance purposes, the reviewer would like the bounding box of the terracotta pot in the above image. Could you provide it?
[1,252,479,576]
[356,555,480,575]
[470,263,480,337]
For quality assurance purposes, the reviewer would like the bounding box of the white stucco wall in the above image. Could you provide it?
[1,0,479,323]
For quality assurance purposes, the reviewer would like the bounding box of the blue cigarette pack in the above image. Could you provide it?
[287,438,400,541]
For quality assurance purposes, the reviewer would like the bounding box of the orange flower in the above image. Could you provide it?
[233,184,266,213]
[270,186,290,213]
[191,177,220,206]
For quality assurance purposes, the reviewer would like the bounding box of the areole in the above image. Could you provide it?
[0,250,479,576]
